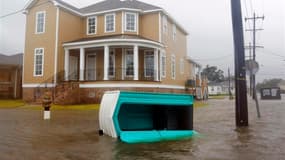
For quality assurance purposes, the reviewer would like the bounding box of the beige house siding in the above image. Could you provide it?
[160,13,189,86]
[83,12,123,37]
[139,13,159,41]
[23,0,56,84]
[23,1,193,104]
[57,8,84,73]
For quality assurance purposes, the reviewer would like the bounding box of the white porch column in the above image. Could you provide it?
[133,45,139,80]
[154,48,159,81]
[64,48,69,81]
[104,45,109,80]
[79,47,85,81]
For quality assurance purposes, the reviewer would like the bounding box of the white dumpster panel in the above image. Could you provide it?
[99,91,120,138]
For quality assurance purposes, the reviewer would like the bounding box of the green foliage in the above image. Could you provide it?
[201,65,225,82]
[256,78,283,90]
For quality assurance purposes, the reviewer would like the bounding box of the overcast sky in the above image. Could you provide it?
[0,0,284,82]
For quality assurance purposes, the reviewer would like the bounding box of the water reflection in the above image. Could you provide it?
[0,97,285,160]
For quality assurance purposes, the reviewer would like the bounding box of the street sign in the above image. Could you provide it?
[245,60,259,75]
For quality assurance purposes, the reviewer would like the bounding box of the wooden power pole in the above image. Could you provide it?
[245,13,265,100]
[231,0,248,126]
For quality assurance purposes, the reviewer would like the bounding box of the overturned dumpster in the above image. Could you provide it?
[99,91,196,143]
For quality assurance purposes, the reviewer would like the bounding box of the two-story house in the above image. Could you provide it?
[22,0,195,104]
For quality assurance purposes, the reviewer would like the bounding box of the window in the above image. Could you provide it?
[171,55,176,79]
[87,16,97,35]
[163,15,168,34]
[109,50,115,77]
[105,14,115,32]
[125,50,134,76]
[144,51,154,77]
[161,52,166,78]
[173,24,176,40]
[34,48,44,76]
[180,58,184,74]
[35,11,45,34]
[125,12,137,32]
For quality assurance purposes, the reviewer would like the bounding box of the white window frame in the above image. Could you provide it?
[172,24,176,41]
[180,58,184,74]
[171,54,176,80]
[125,12,137,32]
[162,15,168,34]
[34,48,44,77]
[144,50,154,78]
[124,49,134,77]
[105,13,116,33]
[35,11,46,34]
[160,51,166,78]
[109,49,115,78]
[87,16,97,35]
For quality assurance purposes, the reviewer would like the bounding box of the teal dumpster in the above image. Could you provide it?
[99,91,196,143]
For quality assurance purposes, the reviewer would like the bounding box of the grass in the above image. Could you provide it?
[194,101,208,108]
[21,104,100,111]
[0,99,26,108]
[0,99,100,110]
[208,95,226,99]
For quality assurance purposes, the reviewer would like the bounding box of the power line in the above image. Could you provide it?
[259,49,285,58]
[249,0,254,13]
[191,54,233,61]
[0,10,24,19]
[0,1,50,19]
[243,0,252,30]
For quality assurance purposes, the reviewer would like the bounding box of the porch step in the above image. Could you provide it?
[53,82,80,105]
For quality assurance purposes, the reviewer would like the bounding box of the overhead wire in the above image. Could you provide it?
[191,54,233,61]
[259,49,285,59]
[0,1,50,19]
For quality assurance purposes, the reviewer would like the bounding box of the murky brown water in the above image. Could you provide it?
[0,96,285,160]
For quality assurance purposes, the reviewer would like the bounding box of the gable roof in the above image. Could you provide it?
[0,53,23,66]
[80,0,161,14]
[23,0,188,34]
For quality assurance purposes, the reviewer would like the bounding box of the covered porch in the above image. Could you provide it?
[63,35,164,82]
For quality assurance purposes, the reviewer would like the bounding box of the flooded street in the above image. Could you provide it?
[0,97,284,160]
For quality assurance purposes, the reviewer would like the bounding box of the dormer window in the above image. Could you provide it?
[105,13,115,32]
[35,11,45,34]
[87,16,97,35]
[125,12,137,32]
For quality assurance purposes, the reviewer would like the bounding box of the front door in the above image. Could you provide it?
[69,56,79,80]
[86,54,96,81]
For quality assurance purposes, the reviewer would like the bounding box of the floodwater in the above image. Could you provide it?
[0,96,285,160]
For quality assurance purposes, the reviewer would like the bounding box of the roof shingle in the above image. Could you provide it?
[79,0,161,13]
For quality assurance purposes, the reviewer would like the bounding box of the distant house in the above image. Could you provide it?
[0,54,23,99]
[278,80,285,93]
[186,59,208,100]
[22,0,196,104]
[208,81,234,96]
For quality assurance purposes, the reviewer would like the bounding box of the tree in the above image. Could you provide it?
[256,78,283,91]
[201,65,225,82]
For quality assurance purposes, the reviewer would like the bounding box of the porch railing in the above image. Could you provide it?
[81,68,157,81]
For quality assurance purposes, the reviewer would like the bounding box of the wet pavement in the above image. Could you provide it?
[0,96,284,160]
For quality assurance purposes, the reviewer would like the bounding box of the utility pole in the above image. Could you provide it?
[245,13,265,99]
[245,42,253,96]
[231,0,248,126]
